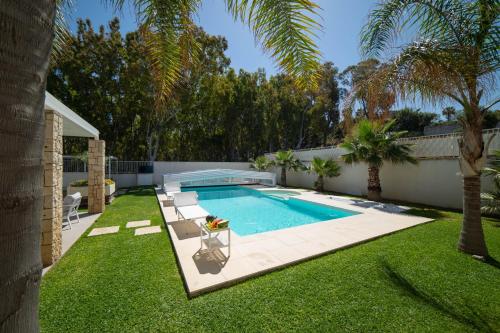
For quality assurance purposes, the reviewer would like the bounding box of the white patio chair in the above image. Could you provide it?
[173,192,209,222]
[63,192,82,230]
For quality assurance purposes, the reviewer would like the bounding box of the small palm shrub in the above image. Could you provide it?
[341,119,416,201]
[273,150,304,187]
[71,179,115,186]
[481,150,500,216]
[307,157,341,192]
[249,156,272,172]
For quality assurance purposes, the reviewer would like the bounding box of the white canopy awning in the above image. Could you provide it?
[44,92,99,138]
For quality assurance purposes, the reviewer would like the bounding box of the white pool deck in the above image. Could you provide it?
[156,186,433,297]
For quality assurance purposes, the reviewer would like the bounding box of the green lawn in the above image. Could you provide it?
[40,187,500,332]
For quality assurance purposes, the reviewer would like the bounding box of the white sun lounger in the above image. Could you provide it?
[164,182,181,198]
[173,192,209,221]
[163,182,181,206]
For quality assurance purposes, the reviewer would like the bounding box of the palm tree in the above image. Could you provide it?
[0,1,322,330]
[442,106,456,122]
[249,155,272,172]
[481,150,500,216]
[341,59,396,126]
[341,119,417,201]
[361,0,499,256]
[273,150,304,186]
[307,156,341,192]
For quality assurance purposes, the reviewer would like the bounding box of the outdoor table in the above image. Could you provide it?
[200,223,231,258]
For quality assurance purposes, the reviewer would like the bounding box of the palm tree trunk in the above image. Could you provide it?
[316,175,324,192]
[367,165,382,201]
[0,1,55,331]
[457,98,489,256]
[458,175,488,256]
[281,166,287,186]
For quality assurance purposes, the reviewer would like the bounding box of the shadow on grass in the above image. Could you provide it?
[483,217,500,228]
[120,186,155,196]
[380,259,497,333]
[485,256,500,270]
[404,208,447,219]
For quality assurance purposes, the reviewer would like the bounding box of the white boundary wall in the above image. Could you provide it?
[266,129,500,210]
[274,159,493,209]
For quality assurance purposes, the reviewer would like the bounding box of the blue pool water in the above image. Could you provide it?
[182,186,358,236]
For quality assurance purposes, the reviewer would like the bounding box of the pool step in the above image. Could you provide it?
[266,194,290,201]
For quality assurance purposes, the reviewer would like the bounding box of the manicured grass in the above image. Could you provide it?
[40,187,500,332]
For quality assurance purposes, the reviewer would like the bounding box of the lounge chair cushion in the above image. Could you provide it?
[165,182,181,196]
[173,192,198,207]
[177,205,209,220]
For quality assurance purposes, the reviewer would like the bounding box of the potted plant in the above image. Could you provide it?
[67,179,116,204]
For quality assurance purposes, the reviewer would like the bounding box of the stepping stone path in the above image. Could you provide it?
[88,226,119,237]
[126,220,151,228]
[135,226,161,236]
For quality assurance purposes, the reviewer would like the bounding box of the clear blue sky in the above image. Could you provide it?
[69,0,374,73]
[68,0,458,115]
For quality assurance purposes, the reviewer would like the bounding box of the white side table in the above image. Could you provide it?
[200,223,231,257]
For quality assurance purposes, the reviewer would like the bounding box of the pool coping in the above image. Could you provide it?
[155,186,434,297]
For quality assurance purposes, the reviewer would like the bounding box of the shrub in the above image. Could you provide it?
[71,179,115,186]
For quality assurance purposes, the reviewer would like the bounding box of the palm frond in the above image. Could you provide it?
[109,0,201,99]
[341,119,416,168]
[52,0,73,65]
[481,190,500,215]
[342,60,397,122]
[250,155,272,171]
[360,0,469,58]
[370,40,485,112]
[274,150,304,170]
[482,150,500,183]
[308,156,341,176]
[481,149,500,215]
[361,0,499,112]
[226,0,322,89]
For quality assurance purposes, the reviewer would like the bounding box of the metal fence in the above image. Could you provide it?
[63,157,87,172]
[266,128,500,161]
[397,128,500,159]
[63,157,153,174]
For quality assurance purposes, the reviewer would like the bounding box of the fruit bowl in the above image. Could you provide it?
[205,218,229,230]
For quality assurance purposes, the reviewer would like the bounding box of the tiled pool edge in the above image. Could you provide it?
[154,189,194,297]
[154,187,434,298]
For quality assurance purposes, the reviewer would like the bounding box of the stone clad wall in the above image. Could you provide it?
[88,139,105,213]
[41,110,63,267]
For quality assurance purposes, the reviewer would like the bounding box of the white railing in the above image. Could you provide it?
[63,157,87,172]
[398,128,500,159]
[63,157,153,174]
[266,128,500,161]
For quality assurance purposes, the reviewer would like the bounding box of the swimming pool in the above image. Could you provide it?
[182,186,358,236]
